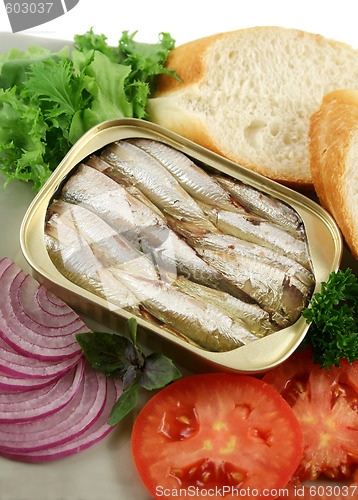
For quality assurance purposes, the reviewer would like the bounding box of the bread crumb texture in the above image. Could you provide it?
[148,27,358,187]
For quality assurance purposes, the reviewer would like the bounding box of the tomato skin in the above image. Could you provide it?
[263,349,358,482]
[131,373,303,499]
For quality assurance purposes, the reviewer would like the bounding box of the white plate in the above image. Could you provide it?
[0,32,357,500]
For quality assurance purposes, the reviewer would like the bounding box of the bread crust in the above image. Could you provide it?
[156,32,226,93]
[309,89,358,259]
[151,27,358,190]
[153,29,317,189]
[156,27,333,95]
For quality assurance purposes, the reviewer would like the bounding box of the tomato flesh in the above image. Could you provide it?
[158,401,200,441]
[131,373,303,499]
[169,458,249,489]
[263,349,358,482]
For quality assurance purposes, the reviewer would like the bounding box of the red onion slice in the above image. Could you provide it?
[15,272,85,332]
[0,317,82,361]
[0,361,107,452]
[0,377,122,462]
[0,357,85,422]
[2,261,86,341]
[37,286,70,309]
[0,370,61,392]
[0,258,125,462]
[0,258,87,360]
[0,336,82,379]
[36,285,75,317]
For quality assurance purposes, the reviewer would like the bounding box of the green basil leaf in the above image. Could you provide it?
[127,316,138,345]
[122,365,138,391]
[107,383,139,426]
[76,331,137,377]
[140,352,182,390]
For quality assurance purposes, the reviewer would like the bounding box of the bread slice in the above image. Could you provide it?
[148,27,358,189]
[309,89,358,260]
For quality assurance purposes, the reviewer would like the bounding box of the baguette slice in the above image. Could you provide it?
[148,27,358,189]
[309,89,358,260]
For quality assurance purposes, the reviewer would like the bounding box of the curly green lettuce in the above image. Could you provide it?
[0,29,178,191]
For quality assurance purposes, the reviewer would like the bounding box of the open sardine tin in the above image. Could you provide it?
[20,118,342,374]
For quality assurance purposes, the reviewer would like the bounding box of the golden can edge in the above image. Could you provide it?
[19,118,343,374]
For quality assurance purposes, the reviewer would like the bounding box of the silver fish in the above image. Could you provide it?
[86,155,166,219]
[166,216,315,290]
[110,269,258,352]
[61,163,160,236]
[46,201,257,351]
[128,138,243,211]
[44,211,140,313]
[195,247,307,322]
[216,175,305,239]
[166,220,310,322]
[61,164,237,294]
[199,202,311,268]
[48,199,160,281]
[173,277,282,336]
[100,140,218,232]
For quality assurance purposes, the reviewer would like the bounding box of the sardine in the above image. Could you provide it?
[48,199,160,281]
[195,247,307,322]
[216,175,305,238]
[61,163,160,236]
[166,216,315,290]
[46,202,257,351]
[46,199,259,350]
[166,219,310,322]
[109,269,258,352]
[44,211,140,313]
[199,203,311,268]
[128,138,243,212]
[52,137,316,344]
[99,140,218,232]
[86,155,165,219]
[61,164,239,294]
[173,277,282,336]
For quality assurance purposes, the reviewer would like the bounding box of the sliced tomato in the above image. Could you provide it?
[131,373,303,499]
[263,348,358,482]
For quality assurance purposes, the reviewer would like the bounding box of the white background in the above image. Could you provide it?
[0,2,358,499]
[1,0,358,48]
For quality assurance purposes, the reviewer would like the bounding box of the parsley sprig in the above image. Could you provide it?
[76,318,181,426]
[303,268,358,369]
